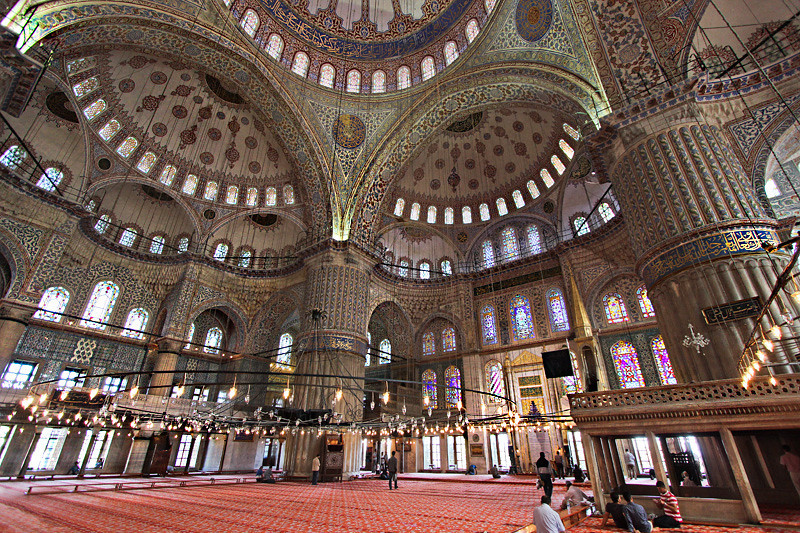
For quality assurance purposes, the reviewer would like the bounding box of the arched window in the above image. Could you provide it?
[485,0,496,12]
[137,152,157,174]
[178,236,190,253]
[159,165,177,186]
[204,327,223,354]
[266,33,284,60]
[292,52,310,77]
[441,259,452,275]
[246,187,258,206]
[540,168,554,187]
[563,123,580,140]
[379,339,391,364]
[421,56,436,80]
[462,206,472,224]
[603,293,629,324]
[482,240,495,268]
[422,369,437,408]
[496,198,508,216]
[203,181,218,201]
[599,202,615,222]
[652,335,676,385]
[611,340,645,388]
[547,288,570,332]
[444,366,461,407]
[83,99,107,121]
[116,136,138,158]
[442,327,456,352]
[394,198,405,216]
[121,308,149,339]
[444,207,454,224]
[119,227,137,247]
[399,259,409,277]
[185,322,195,349]
[419,261,430,279]
[372,70,386,93]
[182,174,198,195]
[225,185,238,204]
[73,76,99,98]
[501,227,520,261]
[512,190,525,208]
[559,139,574,160]
[36,168,64,191]
[365,331,371,366]
[319,64,335,88]
[241,9,260,37]
[481,305,498,345]
[466,19,479,42]
[277,333,292,365]
[485,361,504,401]
[527,180,540,199]
[479,203,490,221]
[527,225,542,254]
[98,119,121,141]
[284,184,296,204]
[422,332,435,356]
[346,70,361,93]
[410,202,421,220]
[427,206,437,223]
[551,155,566,175]
[81,281,119,329]
[563,351,582,394]
[213,243,228,261]
[239,249,252,268]
[444,41,459,65]
[637,286,655,318]
[94,214,111,234]
[509,294,535,341]
[397,66,411,90]
[149,235,165,254]
[33,287,70,322]
[266,186,277,206]
[573,216,589,236]
[766,178,781,198]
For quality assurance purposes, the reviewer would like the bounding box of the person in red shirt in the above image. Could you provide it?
[653,480,682,528]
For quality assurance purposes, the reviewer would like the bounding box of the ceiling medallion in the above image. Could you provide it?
[332,114,366,149]
[515,0,554,43]
[447,167,461,192]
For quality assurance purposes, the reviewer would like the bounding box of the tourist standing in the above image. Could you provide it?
[624,449,636,479]
[311,455,320,485]
[532,495,565,533]
[536,452,554,499]
[554,451,564,479]
[387,450,398,489]
[780,444,800,499]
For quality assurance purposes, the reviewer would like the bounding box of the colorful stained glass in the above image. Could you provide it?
[652,336,677,385]
[83,99,107,121]
[319,64,335,88]
[213,243,228,261]
[36,168,64,191]
[574,216,589,236]
[399,260,409,277]
[485,361,505,401]
[444,41,459,65]
[182,174,198,195]
[462,206,472,224]
[527,225,542,254]
[637,286,655,318]
[501,227,520,261]
[512,190,525,208]
[346,70,361,92]
[149,235,165,254]
[292,52,309,77]
[442,327,456,352]
[551,155,566,175]
[203,181,218,201]
[527,180,540,199]
[482,240,495,268]
[372,70,386,93]
[225,186,238,204]
[159,165,176,186]
[365,332,371,366]
[67,58,90,73]
[266,33,284,60]
[33,287,70,322]
[599,202,615,222]
[204,327,223,354]
[185,322,195,348]
[0,145,25,169]
[246,187,258,206]
[562,351,582,394]
[136,152,157,174]
[266,187,277,206]
[81,281,119,330]
[604,293,629,324]
[481,305,498,345]
[397,66,411,90]
[441,259,452,275]
[178,236,189,253]
[239,250,252,267]
[241,9,259,37]
[421,56,436,80]
[283,185,295,204]
[611,340,645,388]
[277,333,292,365]
[119,227,137,247]
[563,123,580,140]
[510,295,535,341]
[73,77,98,98]
[422,369,437,408]
[98,120,121,141]
[559,139,574,160]
[444,366,461,407]
[394,198,405,216]
[540,168,554,187]
[422,332,435,356]
[427,206,437,223]
[466,19,479,42]
[479,203,490,221]
[121,308,149,339]
[496,198,508,216]
[444,207,454,224]
[94,214,110,234]
[379,339,391,364]
[115,136,138,158]
[410,202,421,220]
[547,289,570,332]
[419,262,430,279]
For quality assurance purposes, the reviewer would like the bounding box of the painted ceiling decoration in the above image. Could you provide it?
[514,0,553,42]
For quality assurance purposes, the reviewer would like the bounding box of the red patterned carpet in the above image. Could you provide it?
[571,516,799,533]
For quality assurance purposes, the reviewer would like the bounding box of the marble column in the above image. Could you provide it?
[150,338,182,397]
[0,302,33,373]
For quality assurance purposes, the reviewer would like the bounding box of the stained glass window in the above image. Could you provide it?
[213,243,228,261]
[246,187,258,206]
[563,123,580,141]
[319,64,335,88]
[115,136,138,158]
[444,207,454,224]
[399,260,409,277]
[441,259,452,275]
[496,198,508,216]
[283,184,295,204]
[33,287,70,322]
[427,206,437,223]
[444,366,461,407]
[266,33,284,60]
[67,58,90,73]
[466,19,479,42]
[81,281,119,329]
[422,332,435,356]
[574,216,589,236]
[372,70,386,93]
[482,240,495,268]
[540,168,554,187]
[137,152,157,174]
[410,202,421,220]
[397,66,411,90]
[266,187,277,206]
[83,99,107,121]
[121,308,149,339]
[277,333,292,365]
[238,249,252,267]
[203,181,218,201]
[86,199,96,212]
[36,167,64,191]
[485,361,504,401]
[73,77,99,98]
[225,185,238,204]
[442,327,456,352]
[292,52,310,77]
[766,178,781,198]
[547,288,570,332]
[527,180,540,199]
[119,227,137,247]
[422,369,437,408]
[379,339,391,364]
[611,340,645,388]
[527,225,542,254]
[481,305,498,345]
[501,227,520,261]
[510,295,535,341]
[159,165,176,186]
[551,155,566,175]
[98,119,121,141]
[599,202,615,222]
[204,327,223,354]
[346,70,361,93]
[365,331,371,366]
[462,206,472,224]
[184,322,195,348]
[479,203,490,221]
[178,236,189,253]
[417,261,429,279]
[421,56,436,80]
[94,214,110,234]
[512,190,525,208]
[182,174,198,195]
[485,0,496,12]
[603,293,629,324]
[562,351,582,394]
[394,198,405,216]
[651,335,676,385]
[444,41,459,65]
[2,360,37,389]
[0,145,25,169]
[150,235,165,254]
[241,9,259,37]
[632,288,654,321]
[559,139,574,160]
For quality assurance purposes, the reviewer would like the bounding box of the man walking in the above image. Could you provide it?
[387,450,398,489]
[311,455,320,485]
[536,452,554,499]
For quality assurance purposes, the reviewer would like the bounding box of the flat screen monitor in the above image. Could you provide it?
[542,349,574,378]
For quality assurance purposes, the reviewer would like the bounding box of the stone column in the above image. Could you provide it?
[0,302,33,373]
[150,338,182,397]
[594,101,787,381]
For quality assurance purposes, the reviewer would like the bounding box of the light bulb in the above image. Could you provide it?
[60,390,68,401]
[335,388,343,401]
[283,387,291,399]
[770,376,778,386]
[89,388,99,399]
[423,395,429,406]
[382,390,389,404]
[228,386,237,399]
[176,385,185,397]
[792,290,800,303]
[457,400,463,410]
[762,338,774,352]
[129,385,139,399]
[753,361,761,371]
[756,350,767,362]
[770,324,782,340]
[39,393,48,405]
[402,402,407,415]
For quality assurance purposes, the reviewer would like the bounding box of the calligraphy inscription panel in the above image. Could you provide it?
[702,297,761,324]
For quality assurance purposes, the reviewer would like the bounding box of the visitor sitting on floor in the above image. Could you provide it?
[652,480,682,528]
[533,495,565,533]
[573,464,586,483]
[68,461,80,475]
[622,490,652,533]
[602,491,628,529]
[680,471,696,487]
[560,480,592,510]
[489,464,501,479]
[256,465,265,482]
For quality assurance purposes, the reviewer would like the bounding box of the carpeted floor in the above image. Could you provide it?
[571,516,800,533]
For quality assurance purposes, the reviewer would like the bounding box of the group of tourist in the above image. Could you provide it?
[601,481,682,531]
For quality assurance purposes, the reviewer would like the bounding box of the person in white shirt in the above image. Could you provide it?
[533,495,565,533]
[560,481,592,509]
[624,449,637,479]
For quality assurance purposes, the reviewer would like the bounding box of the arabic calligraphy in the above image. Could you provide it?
[702,297,761,324]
